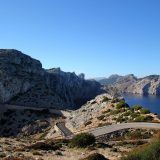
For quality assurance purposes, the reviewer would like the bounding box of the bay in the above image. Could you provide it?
[123,94,160,114]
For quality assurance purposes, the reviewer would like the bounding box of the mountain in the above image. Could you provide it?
[98,74,123,85]
[97,74,160,95]
[0,49,103,109]
[92,77,106,81]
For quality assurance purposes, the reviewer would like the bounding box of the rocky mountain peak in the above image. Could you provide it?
[0,49,103,109]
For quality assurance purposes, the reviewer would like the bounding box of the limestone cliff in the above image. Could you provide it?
[0,49,103,109]
[99,74,160,95]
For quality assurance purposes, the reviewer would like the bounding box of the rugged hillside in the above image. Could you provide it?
[0,49,103,109]
[98,74,160,95]
[66,93,159,132]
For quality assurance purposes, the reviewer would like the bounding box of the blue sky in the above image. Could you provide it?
[0,0,160,78]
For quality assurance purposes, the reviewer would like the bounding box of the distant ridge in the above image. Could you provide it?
[96,74,160,95]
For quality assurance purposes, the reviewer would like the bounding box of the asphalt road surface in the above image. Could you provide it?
[89,122,160,137]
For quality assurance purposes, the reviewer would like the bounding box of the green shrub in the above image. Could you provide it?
[116,100,129,109]
[145,115,153,121]
[110,110,120,115]
[102,97,110,102]
[69,133,95,148]
[130,112,140,119]
[132,105,143,111]
[134,115,146,122]
[82,153,108,160]
[134,115,153,122]
[140,108,150,114]
[123,111,132,116]
[125,130,143,140]
[116,115,127,123]
[121,140,160,160]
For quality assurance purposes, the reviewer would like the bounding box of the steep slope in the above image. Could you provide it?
[66,93,159,132]
[0,49,103,109]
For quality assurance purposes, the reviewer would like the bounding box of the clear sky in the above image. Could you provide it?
[0,0,160,78]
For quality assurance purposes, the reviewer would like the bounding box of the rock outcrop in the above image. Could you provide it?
[66,93,123,132]
[0,49,103,109]
[98,74,160,95]
[0,49,45,103]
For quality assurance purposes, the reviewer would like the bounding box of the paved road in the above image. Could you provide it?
[2,105,160,138]
[89,122,160,137]
[56,122,74,138]
[55,122,160,138]
[1,104,70,117]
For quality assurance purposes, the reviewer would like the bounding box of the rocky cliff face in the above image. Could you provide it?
[0,49,45,103]
[99,74,160,95]
[0,49,103,109]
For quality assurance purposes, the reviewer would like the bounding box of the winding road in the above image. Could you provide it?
[88,122,160,137]
[2,104,160,138]
[56,122,160,138]
[56,122,74,137]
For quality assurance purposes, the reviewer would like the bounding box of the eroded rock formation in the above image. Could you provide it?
[0,49,103,109]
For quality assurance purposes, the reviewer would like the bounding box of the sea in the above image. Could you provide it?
[123,93,160,114]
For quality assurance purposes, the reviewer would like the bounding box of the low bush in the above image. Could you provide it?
[117,115,128,123]
[123,111,132,116]
[125,130,151,140]
[134,115,153,122]
[102,97,110,102]
[132,105,143,111]
[121,140,160,160]
[145,115,153,121]
[116,100,129,109]
[27,141,60,151]
[69,133,95,148]
[82,153,108,160]
[130,112,140,119]
[110,110,119,115]
[140,108,150,114]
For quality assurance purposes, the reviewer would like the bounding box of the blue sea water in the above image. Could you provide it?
[123,94,160,114]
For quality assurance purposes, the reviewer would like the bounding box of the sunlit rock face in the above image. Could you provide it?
[100,74,160,95]
[0,49,103,109]
[0,49,45,103]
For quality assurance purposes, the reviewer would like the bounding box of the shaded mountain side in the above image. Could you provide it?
[0,49,103,109]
